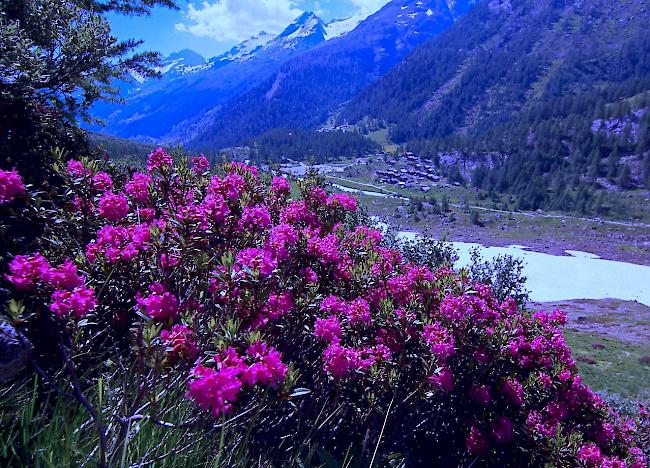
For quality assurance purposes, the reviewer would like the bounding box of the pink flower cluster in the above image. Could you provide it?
[5,254,51,290]
[159,324,198,365]
[147,147,173,172]
[98,192,129,221]
[86,224,151,263]
[0,169,25,204]
[322,343,390,379]
[186,342,287,416]
[235,248,277,278]
[326,193,357,212]
[5,254,95,319]
[125,173,152,203]
[271,176,291,195]
[50,286,97,319]
[191,155,210,174]
[240,205,271,230]
[67,159,91,178]
[135,283,179,321]
[4,157,644,465]
[92,172,113,192]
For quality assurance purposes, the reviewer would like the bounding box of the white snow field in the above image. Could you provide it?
[396,232,650,306]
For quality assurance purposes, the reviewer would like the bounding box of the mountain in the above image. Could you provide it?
[89,12,333,141]
[339,0,650,210]
[179,0,478,149]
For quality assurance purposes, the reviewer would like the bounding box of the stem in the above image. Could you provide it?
[58,331,108,468]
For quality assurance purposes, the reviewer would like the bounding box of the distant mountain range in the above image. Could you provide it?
[90,0,477,145]
[89,11,351,141]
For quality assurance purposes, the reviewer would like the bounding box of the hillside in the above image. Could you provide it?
[183,0,477,150]
[339,0,650,211]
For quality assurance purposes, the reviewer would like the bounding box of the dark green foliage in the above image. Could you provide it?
[399,234,459,270]
[339,0,650,215]
[89,133,156,166]
[0,0,175,180]
[247,129,381,163]
[468,247,529,307]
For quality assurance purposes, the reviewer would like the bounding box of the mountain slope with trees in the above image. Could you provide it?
[183,0,477,150]
[340,0,650,212]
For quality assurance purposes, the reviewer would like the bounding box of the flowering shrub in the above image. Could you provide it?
[1,150,646,466]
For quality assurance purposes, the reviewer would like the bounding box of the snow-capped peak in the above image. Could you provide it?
[325,15,364,40]
[215,31,275,63]
[154,49,207,75]
[277,12,325,42]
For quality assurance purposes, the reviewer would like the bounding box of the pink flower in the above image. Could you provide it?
[0,169,25,204]
[314,315,342,343]
[280,201,318,226]
[300,267,318,284]
[136,283,179,321]
[191,155,210,174]
[267,224,298,260]
[307,234,340,264]
[347,298,372,325]
[428,367,455,392]
[628,447,647,468]
[271,176,291,195]
[320,295,347,314]
[125,173,152,203]
[326,193,357,212]
[98,192,129,221]
[265,292,294,320]
[42,260,84,290]
[160,324,198,364]
[490,416,513,444]
[210,173,246,200]
[322,343,360,379]
[309,186,327,205]
[500,378,523,406]
[85,224,150,263]
[203,194,230,223]
[240,205,271,230]
[235,248,277,278]
[577,443,603,466]
[92,171,113,192]
[147,147,173,172]
[241,342,288,388]
[465,425,489,455]
[50,285,96,319]
[186,364,242,417]
[421,322,455,360]
[5,254,51,290]
[66,160,90,178]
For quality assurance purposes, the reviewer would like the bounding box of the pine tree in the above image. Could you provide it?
[0,0,177,178]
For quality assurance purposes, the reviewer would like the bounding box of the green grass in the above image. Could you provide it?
[564,330,650,402]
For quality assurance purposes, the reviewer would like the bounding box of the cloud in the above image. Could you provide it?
[348,0,390,16]
[180,0,303,42]
[174,23,187,32]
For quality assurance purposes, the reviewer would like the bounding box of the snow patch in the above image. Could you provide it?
[395,234,650,305]
[325,16,363,40]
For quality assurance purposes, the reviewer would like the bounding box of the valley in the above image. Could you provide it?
[291,155,650,266]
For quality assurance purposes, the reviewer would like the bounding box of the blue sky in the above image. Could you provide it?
[109,0,389,58]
